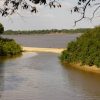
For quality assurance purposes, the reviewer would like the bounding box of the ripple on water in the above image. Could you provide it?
[21,52,38,59]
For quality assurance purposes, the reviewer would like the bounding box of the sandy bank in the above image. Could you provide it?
[22,46,65,54]
[63,62,100,74]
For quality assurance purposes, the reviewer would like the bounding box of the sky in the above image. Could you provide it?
[0,0,100,30]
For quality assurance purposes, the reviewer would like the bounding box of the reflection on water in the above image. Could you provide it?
[0,54,22,93]
[0,62,4,98]
[0,54,22,62]
[62,64,100,100]
[0,52,100,100]
[0,52,37,98]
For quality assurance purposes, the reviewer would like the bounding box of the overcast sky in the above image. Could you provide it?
[0,0,100,30]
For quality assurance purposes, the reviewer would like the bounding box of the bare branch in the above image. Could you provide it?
[91,5,100,20]
[72,0,100,25]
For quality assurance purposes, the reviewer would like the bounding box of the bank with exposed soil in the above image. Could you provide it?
[61,26,100,72]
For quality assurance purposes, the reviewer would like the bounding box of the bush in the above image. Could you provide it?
[60,26,100,67]
[0,38,22,56]
[0,23,4,35]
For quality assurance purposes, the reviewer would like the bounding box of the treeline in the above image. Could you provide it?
[60,26,100,67]
[4,28,90,35]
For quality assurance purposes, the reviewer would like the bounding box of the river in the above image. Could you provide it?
[0,34,100,100]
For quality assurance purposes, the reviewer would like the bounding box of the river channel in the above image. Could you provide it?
[0,34,100,100]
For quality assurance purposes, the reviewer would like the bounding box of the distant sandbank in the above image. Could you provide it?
[22,46,65,54]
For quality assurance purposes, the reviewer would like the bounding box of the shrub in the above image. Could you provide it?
[60,26,100,67]
[0,23,4,35]
[0,38,22,56]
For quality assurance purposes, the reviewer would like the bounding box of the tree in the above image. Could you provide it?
[0,0,100,25]
[0,23,4,35]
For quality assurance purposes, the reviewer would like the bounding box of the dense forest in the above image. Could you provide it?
[60,26,100,67]
[4,28,90,35]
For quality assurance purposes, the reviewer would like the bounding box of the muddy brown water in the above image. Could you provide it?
[0,34,100,100]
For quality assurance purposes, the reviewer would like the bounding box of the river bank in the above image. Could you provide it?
[63,62,100,74]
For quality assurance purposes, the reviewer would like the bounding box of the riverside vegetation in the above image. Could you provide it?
[0,23,22,56]
[60,26,100,67]
[0,37,22,56]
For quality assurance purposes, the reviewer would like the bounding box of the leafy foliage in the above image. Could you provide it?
[0,0,61,16]
[0,37,22,56]
[0,23,4,35]
[60,26,100,67]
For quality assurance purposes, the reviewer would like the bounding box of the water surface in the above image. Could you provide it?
[3,34,80,48]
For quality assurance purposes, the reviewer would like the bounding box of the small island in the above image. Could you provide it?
[60,26,100,73]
